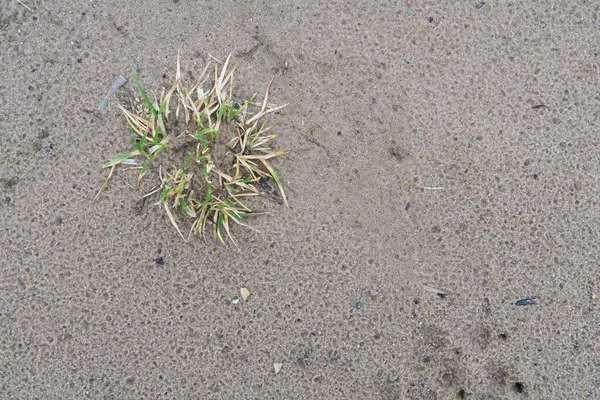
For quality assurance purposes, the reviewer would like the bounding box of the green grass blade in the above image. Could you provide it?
[132,69,158,117]
[259,159,288,206]
[102,151,141,168]
[179,197,194,216]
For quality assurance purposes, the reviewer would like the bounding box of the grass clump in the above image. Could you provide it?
[96,54,289,245]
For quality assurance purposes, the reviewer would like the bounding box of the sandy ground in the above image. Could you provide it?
[1,0,599,398]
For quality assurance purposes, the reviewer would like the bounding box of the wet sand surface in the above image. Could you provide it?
[1,1,598,398]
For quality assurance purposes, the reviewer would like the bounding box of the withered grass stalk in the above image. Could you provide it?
[96,54,289,245]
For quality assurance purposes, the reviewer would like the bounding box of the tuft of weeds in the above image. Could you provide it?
[96,54,289,245]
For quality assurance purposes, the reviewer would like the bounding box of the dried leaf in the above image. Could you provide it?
[241,287,250,302]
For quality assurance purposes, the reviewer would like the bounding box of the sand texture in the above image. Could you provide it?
[1,1,598,398]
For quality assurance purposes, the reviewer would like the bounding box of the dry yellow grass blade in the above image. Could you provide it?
[93,165,116,200]
[245,78,289,127]
[221,213,238,248]
[164,202,187,242]
[161,81,179,121]
[406,181,444,190]
[117,104,150,136]
[188,61,213,93]
[235,156,264,180]
[245,103,289,126]
[215,54,231,105]
[213,169,235,183]
[258,158,288,206]
[241,150,288,160]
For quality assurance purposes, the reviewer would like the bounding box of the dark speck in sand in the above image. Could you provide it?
[515,298,538,306]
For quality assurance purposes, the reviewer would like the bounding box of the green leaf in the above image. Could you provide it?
[202,163,210,178]
[182,153,195,170]
[132,69,158,117]
[102,151,141,168]
[131,135,148,155]
[204,183,213,202]
[179,197,192,215]
[160,188,171,202]
[139,153,156,175]
[156,113,167,140]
